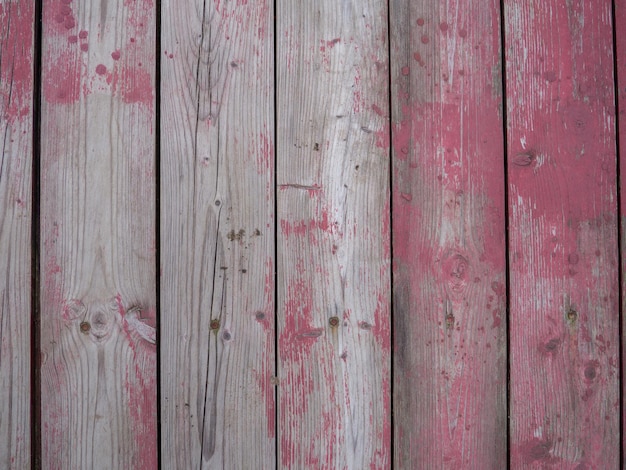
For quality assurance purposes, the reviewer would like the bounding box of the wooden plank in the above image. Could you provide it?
[615,0,626,459]
[159,0,275,467]
[504,1,620,467]
[389,0,507,467]
[39,1,157,467]
[277,1,391,467]
[0,1,34,467]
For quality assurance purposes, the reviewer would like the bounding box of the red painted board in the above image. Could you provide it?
[39,1,157,468]
[0,1,34,467]
[504,1,620,467]
[277,1,391,467]
[390,0,507,467]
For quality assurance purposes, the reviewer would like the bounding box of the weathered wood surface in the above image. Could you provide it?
[39,0,157,467]
[616,0,626,459]
[504,0,620,467]
[390,0,507,467]
[277,1,391,467]
[0,1,34,467]
[160,0,275,467]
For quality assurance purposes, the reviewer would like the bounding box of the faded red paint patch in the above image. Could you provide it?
[118,66,153,106]
[256,132,273,175]
[515,438,561,465]
[373,293,391,350]
[279,278,319,466]
[253,368,275,439]
[1,1,35,122]
[125,348,158,469]
[43,50,81,104]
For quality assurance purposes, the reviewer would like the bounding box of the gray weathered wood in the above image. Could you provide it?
[0,1,34,467]
[39,1,158,467]
[390,0,508,467]
[277,1,391,467]
[160,0,276,467]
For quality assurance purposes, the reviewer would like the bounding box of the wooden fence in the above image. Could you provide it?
[0,0,624,468]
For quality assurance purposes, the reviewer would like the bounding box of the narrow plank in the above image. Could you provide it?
[277,1,391,467]
[504,1,620,467]
[389,0,507,467]
[39,1,157,467]
[615,0,626,458]
[159,0,275,467]
[0,1,34,467]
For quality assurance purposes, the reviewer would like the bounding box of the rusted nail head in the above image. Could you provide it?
[80,321,91,333]
[329,316,340,327]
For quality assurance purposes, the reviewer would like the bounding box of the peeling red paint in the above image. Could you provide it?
[43,50,81,104]
[119,66,154,107]
[125,354,158,469]
[0,1,34,123]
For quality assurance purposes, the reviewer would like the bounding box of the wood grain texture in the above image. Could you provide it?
[39,0,157,467]
[389,0,507,467]
[277,1,391,467]
[159,0,275,467]
[616,0,626,459]
[0,1,34,467]
[504,1,620,467]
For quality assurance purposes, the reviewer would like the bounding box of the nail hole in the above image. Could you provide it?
[567,308,577,322]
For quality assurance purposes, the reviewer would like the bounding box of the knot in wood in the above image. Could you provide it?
[512,152,534,167]
[64,299,86,321]
[442,252,470,296]
[89,310,114,341]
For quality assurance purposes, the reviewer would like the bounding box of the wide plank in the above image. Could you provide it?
[277,1,391,467]
[389,0,508,467]
[0,1,34,467]
[39,1,157,467]
[504,1,620,467]
[159,0,276,467]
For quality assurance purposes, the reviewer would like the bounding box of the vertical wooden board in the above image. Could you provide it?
[0,1,34,467]
[277,1,391,467]
[505,1,620,467]
[160,0,275,467]
[615,0,626,456]
[389,0,507,467]
[39,1,157,467]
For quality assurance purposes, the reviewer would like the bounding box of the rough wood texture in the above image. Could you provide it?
[505,1,620,467]
[160,0,275,467]
[39,1,157,467]
[616,0,626,458]
[390,0,507,467]
[0,1,34,467]
[277,1,391,467]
